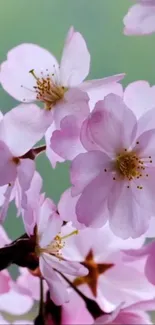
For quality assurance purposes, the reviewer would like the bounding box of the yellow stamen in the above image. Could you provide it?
[61,230,78,240]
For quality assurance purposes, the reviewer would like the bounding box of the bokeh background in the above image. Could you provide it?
[0,0,155,321]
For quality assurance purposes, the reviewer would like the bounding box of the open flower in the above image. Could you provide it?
[70,94,155,238]
[0,27,124,167]
[0,26,124,111]
[23,195,88,305]
[123,0,155,35]
[61,222,154,312]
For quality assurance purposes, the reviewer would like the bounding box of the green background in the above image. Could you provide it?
[0,0,155,320]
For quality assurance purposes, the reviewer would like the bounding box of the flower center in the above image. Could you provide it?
[36,229,78,260]
[115,151,142,180]
[29,69,67,110]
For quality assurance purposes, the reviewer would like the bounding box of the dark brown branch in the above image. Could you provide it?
[20,145,46,160]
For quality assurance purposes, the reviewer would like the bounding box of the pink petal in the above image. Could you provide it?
[60,28,90,87]
[17,268,48,301]
[22,170,42,210]
[137,105,155,136]
[113,310,151,325]
[40,212,62,248]
[0,184,13,223]
[42,253,88,276]
[87,81,123,112]
[109,186,151,239]
[0,141,17,186]
[53,88,89,128]
[71,151,110,196]
[76,172,112,227]
[131,167,155,215]
[58,188,85,229]
[0,289,33,314]
[45,124,64,168]
[133,129,155,163]
[0,104,53,156]
[124,81,155,119]
[144,216,155,237]
[0,186,8,207]
[17,159,35,191]
[60,223,92,261]
[40,255,69,305]
[0,43,59,102]
[62,290,94,324]
[123,3,155,35]
[0,225,11,247]
[95,304,122,324]
[0,271,10,294]
[79,73,125,92]
[145,243,155,285]
[36,198,62,247]
[88,94,137,156]
[80,118,102,152]
[51,115,86,160]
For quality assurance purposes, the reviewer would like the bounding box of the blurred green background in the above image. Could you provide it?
[1,0,155,239]
[0,0,155,320]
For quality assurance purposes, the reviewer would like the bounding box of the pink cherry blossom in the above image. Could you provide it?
[123,0,155,35]
[0,27,124,110]
[0,27,125,167]
[61,222,154,312]
[70,94,155,238]
[23,195,88,305]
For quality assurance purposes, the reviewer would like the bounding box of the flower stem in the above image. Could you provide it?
[55,269,105,319]
[34,278,45,325]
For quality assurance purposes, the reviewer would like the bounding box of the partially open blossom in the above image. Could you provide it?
[61,223,154,312]
[23,195,88,305]
[70,94,155,238]
[123,0,155,35]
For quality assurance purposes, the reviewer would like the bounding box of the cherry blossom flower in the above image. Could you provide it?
[61,222,154,312]
[70,94,155,238]
[0,27,124,111]
[23,195,88,305]
[123,0,155,35]
[0,27,124,167]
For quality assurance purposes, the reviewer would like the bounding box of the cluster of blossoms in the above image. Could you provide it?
[0,2,155,324]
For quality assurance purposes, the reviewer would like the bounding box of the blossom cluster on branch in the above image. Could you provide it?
[0,1,155,323]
